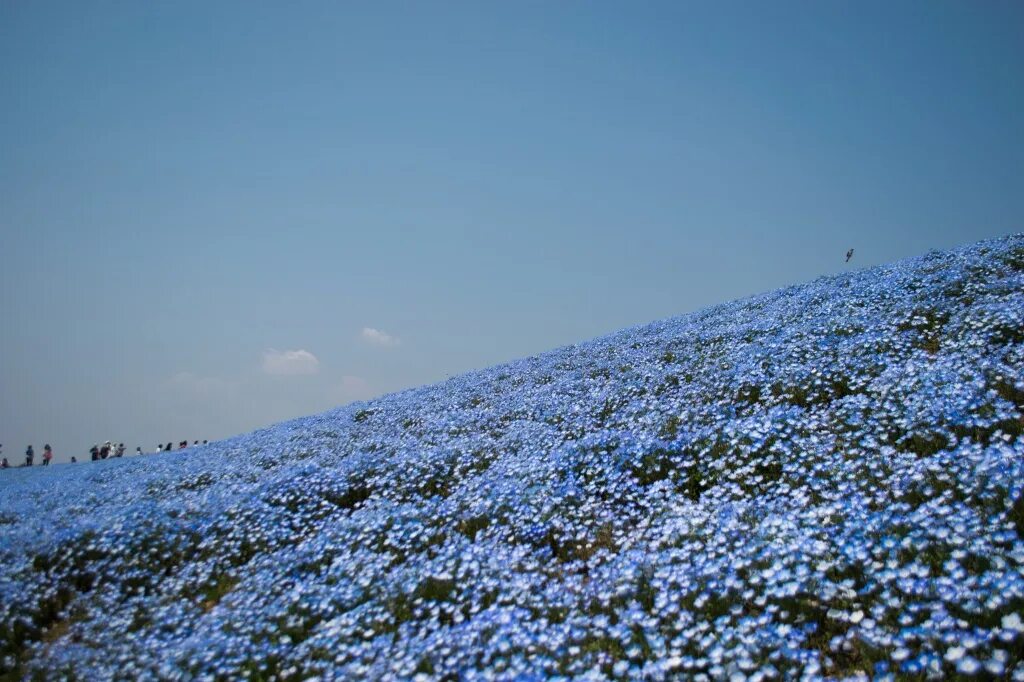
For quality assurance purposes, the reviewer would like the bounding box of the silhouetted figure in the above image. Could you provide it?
[100,442,110,459]
[166,442,173,453]
[25,445,34,467]
[1,458,8,469]
[179,440,188,450]
[42,445,52,466]
[846,248,854,263]
[136,446,143,456]
[90,444,99,461]
[70,456,77,463]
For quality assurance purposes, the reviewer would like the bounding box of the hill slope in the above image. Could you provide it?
[2,237,1024,680]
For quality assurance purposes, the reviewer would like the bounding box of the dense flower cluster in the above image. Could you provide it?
[2,236,1024,680]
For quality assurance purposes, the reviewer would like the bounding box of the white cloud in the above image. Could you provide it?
[360,327,400,347]
[261,349,320,376]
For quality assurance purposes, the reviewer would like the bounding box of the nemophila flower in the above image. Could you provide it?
[3,236,1024,678]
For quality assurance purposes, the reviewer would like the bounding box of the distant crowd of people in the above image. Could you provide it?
[0,440,209,469]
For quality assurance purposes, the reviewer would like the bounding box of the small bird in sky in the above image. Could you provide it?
[845,248,854,263]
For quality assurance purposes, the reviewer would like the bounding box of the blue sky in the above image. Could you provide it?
[1,1,1022,463]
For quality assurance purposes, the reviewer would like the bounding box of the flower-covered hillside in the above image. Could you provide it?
[2,236,1024,681]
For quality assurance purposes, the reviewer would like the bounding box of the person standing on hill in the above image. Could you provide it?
[1,457,8,469]
[90,444,99,461]
[42,445,53,466]
[25,445,34,467]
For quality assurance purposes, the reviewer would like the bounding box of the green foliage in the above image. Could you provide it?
[178,472,215,491]
[896,307,948,353]
[628,446,679,486]
[897,432,948,459]
[654,373,681,396]
[660,414,682,439]
[456,514,490,541]
[198,574,240,612]
[415,576,456,602]
[736,383,762,406]
[595,396,625,426]
[1000,245,1024,272]
[1010,491,1024,538]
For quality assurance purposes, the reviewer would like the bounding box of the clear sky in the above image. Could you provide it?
[1,1,1022,463]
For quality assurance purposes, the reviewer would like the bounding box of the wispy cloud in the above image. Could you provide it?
[360,327,400,347]
[261,349,320,376]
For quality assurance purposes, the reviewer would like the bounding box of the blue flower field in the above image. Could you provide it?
[2,236,1024,680]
